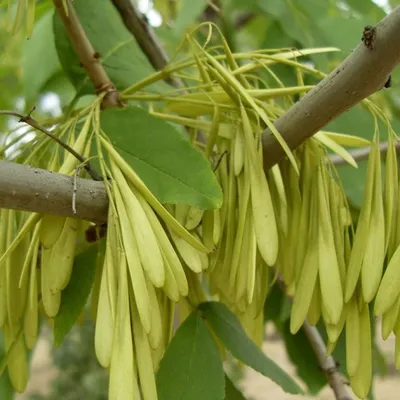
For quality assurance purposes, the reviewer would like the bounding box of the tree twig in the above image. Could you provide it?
[0,109,101,181]
[111,0,183,88]
[276,277,351,399]
[302,322,352,400]
[0,161,108,223]
[329,140,400,166]
[52,0,122,109]
[262,6,400,170]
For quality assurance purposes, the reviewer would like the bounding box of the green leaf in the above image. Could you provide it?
[335,111,386,207]
[225,374,247,399]
[258,0,320,48]
[257,0,286,18]
[346,0,386,20]
[174,0,209,37]
[53,0,170,95]
[156,311,225,400]
[264,283,288,323]
[338,160,368,208]
[260,19,295,50]
[53,242,103,347]
[264,283,283,321]
[221,0,258,11]
[280,321,326,395]
[199,302,303,395]
[23,11,60,101]
[100,106,222,209]
[326,106,376,207]
[315,15,366,53]
[265,285,325,394]
[279,296,292,323]
[325,106,375,140]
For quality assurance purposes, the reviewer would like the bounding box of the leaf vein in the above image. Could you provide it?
[116,145,218,203]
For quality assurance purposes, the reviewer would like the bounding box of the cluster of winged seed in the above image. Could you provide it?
[95,137,212,399]
[0,109,212,398]
[150,36,400,399]
[282,131,400,399]
[203,120,400,398]
[2,36,400,400]
[0,113,95,392]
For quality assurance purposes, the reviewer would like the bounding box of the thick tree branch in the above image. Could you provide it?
[0,161,108,223]
[262,6,400,170]
[302,322,351,400]
[52,0,121,109]
[111,0,183,88]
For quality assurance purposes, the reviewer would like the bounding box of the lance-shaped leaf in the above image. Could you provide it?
[156,311,225,400]
[225,374,247,399]
[199,301,303,395]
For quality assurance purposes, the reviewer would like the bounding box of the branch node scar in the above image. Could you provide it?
[95,82,116,95]
[362,25,376,50]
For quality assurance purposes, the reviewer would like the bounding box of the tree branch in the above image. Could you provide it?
[52,0,121,109]
[329,140,400,166]
[111,0,183,88]
[302,322,352,400]
[262,6,400,170]
[0,161,108,223]
[277,276,352,400]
